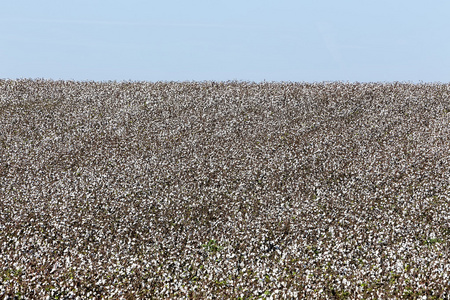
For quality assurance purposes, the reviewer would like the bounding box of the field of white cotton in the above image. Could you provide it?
[0,79,449,299]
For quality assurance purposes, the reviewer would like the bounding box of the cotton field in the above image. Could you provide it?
[0,79,449,299]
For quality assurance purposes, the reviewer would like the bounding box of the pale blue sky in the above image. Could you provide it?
[1,0,449,82]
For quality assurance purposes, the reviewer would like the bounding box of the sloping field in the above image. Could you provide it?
[1,80,449,299]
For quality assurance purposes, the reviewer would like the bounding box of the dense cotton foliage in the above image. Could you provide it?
[0,79,449,299]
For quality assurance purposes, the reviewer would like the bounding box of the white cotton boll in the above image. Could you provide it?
[395,260,403,273]
[342,278,350,287]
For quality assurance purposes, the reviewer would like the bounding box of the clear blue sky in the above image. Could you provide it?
[1,0,449,82]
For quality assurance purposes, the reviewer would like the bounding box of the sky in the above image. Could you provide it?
[1,0,449,82]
